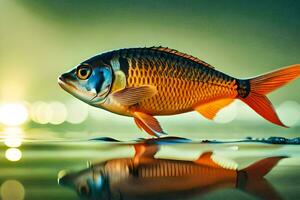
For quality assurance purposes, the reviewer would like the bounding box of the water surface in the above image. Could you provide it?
[0,136,299,200]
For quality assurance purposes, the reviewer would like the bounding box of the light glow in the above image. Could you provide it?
[30,101,53,124]
[66,100,88,124]
[5,148,22,162]
[4,137,22,148]
[277,101,300,127]
[3,127,23,148]
[30,101,69,125]
[49,101,67,125]
[0,103,29,126]
[0,180,25,200]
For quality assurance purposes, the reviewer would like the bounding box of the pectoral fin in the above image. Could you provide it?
[112,85,157,106]
[194,98,234,120]
[133,111,166,137]
[134,117,144,130]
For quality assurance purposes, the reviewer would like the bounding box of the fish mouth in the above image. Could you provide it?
[58,76,77,93]
[58,75,104,103]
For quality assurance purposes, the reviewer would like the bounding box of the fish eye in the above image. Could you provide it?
[76,64,92,80]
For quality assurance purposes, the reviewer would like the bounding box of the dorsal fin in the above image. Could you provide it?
[150,46,214,69]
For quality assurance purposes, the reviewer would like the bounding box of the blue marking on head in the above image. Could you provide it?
[86,67,112,94]
[86,174,108,198]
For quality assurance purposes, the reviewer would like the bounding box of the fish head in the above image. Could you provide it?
[58,60,113,106]
[58,163,110,199]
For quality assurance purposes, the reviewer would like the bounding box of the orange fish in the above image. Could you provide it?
[58,47,300,136]
[58,142,285,200]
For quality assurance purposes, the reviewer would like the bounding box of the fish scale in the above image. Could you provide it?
[136,160,233,179]
[125,52,237,115]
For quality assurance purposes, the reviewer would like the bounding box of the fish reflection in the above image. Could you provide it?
[58,142,285,200]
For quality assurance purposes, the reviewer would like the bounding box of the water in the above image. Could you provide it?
[0,136,300,200]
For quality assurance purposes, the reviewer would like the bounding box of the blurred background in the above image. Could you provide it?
[0,0,300,140]
[0,1,300,200]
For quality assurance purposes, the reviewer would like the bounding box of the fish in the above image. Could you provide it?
[58,142,285,200]
[58,47,300,137]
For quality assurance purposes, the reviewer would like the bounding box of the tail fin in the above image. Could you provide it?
[237,157,286,200]
[240,64,300,127]
[240,156,286,178]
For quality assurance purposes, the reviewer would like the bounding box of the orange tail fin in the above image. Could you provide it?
[239,64,300,127]
[240,156,286,178]
[237,157,286,200]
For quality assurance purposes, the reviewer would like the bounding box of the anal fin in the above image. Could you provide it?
[194,152,223,168]
[194,98,234,120]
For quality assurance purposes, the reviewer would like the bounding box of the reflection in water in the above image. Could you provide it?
[5,148,22,162]
[2,127,23,162]
[0,180,25,200]
[3,127,23,148]
[4,136,22,148]
[58,140,285,200]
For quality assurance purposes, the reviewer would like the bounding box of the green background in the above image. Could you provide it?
[0,0,299,139]
[0,1,300,200]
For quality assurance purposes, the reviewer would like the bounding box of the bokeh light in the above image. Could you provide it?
[234,100,261,122]
[89,106,105,120]
[66,100,88,124]
[214,101,237,124]
[277,101,300,127]
[4,137,22,148]
[30,101,53,124]
[0,103,29,126]
[0,180,25,200]
[5,148,22,162]
[30,101,80,125]
[3,127,23,148]
[48,101,67,125]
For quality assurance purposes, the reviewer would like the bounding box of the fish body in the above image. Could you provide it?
[103,157,237,196]
[59,47,300,136]
[58,145,284,200]
[99,47,238,116]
